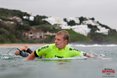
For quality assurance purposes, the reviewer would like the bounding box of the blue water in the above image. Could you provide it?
[0,44,117,78]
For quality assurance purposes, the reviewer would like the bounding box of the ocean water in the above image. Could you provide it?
[0,44,117,78]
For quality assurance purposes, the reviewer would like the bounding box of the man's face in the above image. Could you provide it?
[54,35,68,49]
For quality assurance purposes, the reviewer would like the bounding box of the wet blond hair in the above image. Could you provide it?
[56,30,70,43]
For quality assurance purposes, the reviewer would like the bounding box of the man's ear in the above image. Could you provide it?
[65,39,68,44]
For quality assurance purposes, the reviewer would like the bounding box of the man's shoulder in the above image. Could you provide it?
[48,43,55,46]
[39,43,55,49]
[66,45,80,51]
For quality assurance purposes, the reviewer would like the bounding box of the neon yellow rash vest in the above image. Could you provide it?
[35,44,84,58]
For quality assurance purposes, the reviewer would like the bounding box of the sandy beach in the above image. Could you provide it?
[0,43,47,48]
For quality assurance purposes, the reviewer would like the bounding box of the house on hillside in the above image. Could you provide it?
[23,28,55,40]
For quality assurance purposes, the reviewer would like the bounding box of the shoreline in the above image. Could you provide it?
[0,43,117,48]
[0,43,47,48]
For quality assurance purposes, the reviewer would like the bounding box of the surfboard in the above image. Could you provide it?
[39,56,88,61]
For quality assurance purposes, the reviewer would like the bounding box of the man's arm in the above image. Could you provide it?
[25,52,36,61]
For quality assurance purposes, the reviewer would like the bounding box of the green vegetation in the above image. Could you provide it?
[0,8,117,44]
[67,29,91,43]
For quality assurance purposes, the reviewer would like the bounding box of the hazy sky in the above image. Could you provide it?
[0,0,117,29]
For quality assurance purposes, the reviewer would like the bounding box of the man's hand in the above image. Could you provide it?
[84,53,95,58]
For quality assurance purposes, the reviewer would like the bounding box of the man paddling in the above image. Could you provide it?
[15,30,94,61]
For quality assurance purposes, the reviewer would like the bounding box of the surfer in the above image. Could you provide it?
[15,30,95,61]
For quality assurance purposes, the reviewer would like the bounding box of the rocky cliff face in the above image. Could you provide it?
[44,16,116,36]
